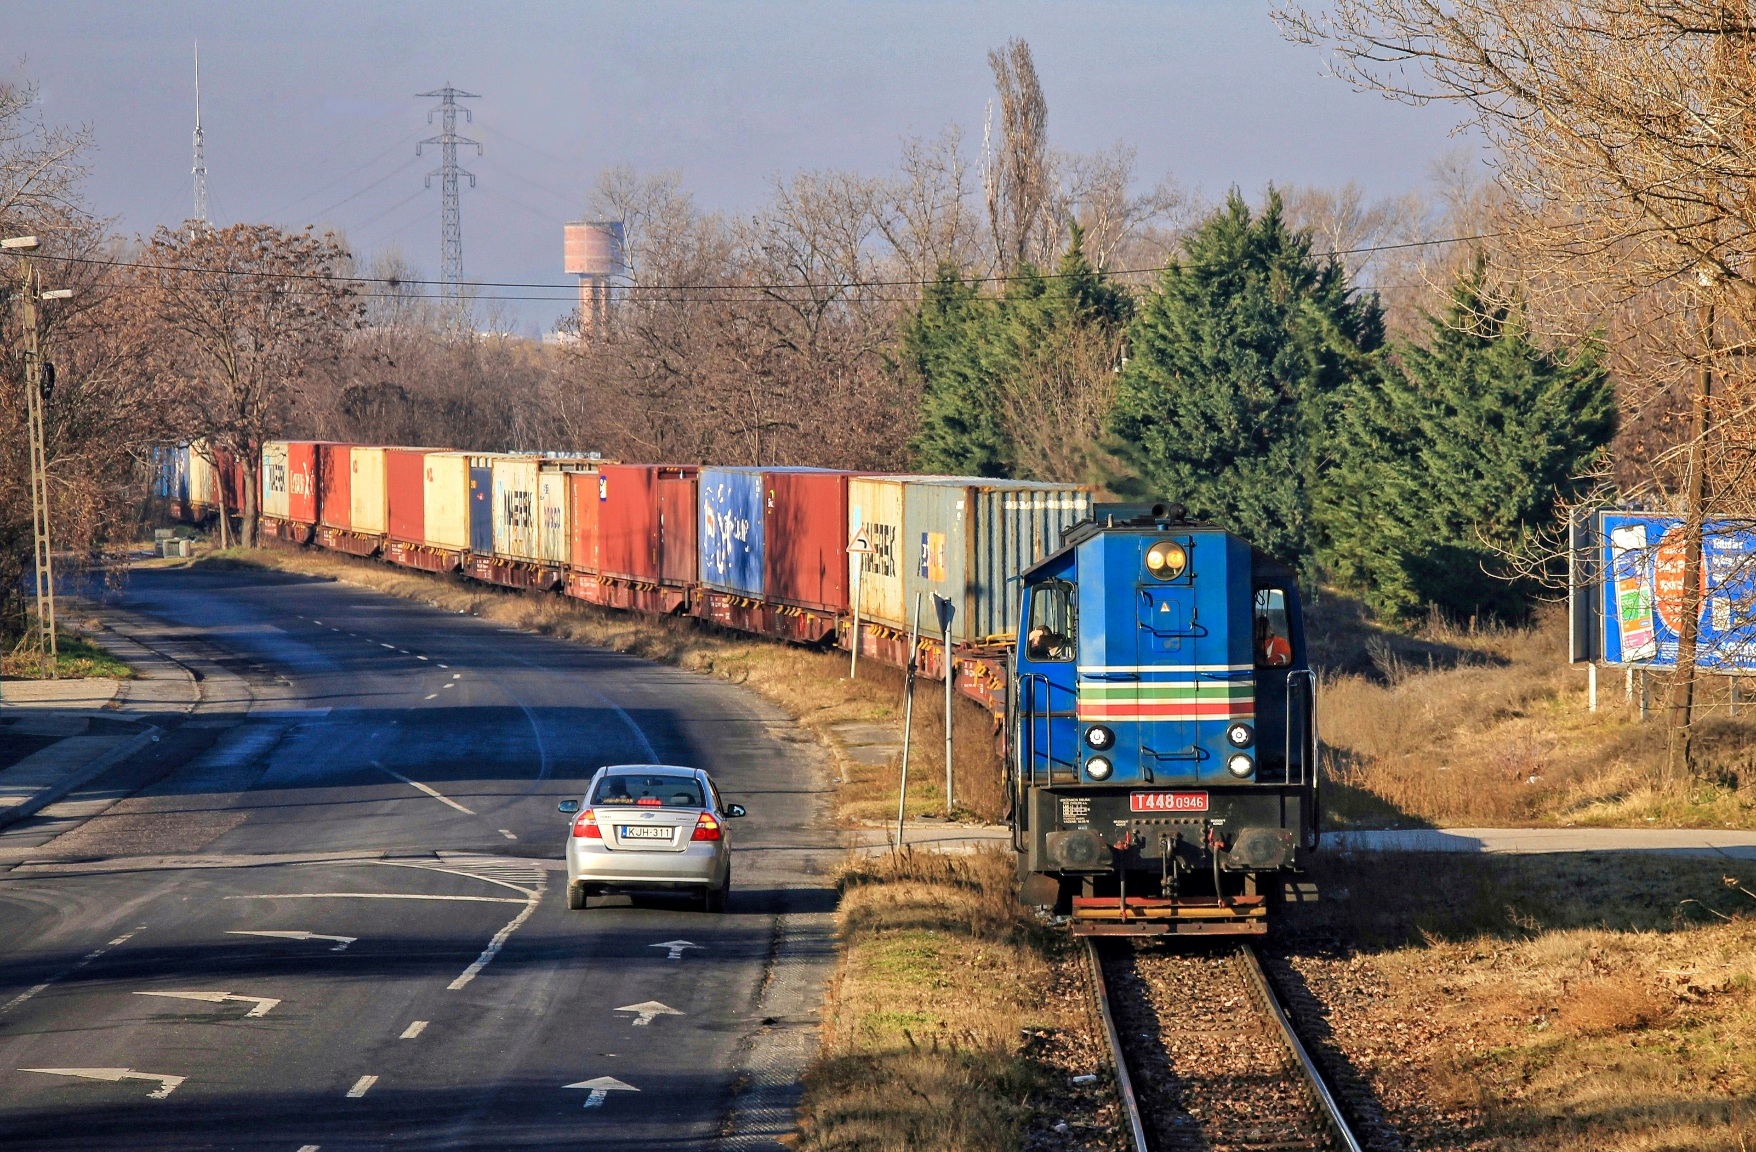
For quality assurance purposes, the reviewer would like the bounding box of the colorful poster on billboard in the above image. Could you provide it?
[1599,511,1756,669]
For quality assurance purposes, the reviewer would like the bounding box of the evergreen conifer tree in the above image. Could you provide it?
[1108,190,1383,574]
[904,265,1008,475]
[1320,255,1615,621]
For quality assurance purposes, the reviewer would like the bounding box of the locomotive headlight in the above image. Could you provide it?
[1085,756,1113,781]
[1084,725,1115,751]
[1226,753,1255,778]
[1144,540,1187,580]
[1226,722,1254,748]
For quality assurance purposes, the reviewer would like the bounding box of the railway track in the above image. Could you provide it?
[1088,939,1366,1152]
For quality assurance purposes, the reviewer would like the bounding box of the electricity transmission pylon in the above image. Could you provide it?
[416,85,480,323]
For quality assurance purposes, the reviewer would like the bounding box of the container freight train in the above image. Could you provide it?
[247,442,1319,934]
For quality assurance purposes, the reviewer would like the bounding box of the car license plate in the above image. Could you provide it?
[619,825,673,840]
[1130,791,1208,813]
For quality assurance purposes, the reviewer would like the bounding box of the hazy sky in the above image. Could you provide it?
[13,2,1472,333]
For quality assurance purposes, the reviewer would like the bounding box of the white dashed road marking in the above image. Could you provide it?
[401,1020,428,1039]
[346,1075,377,1098]
[373,763,475,814]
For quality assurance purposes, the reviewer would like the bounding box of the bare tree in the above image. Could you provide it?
[985,39,1051,273]
[879,127,987,282]
[140,223,360,546]
[1278,0,1756,778]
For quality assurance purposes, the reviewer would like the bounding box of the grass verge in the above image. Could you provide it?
[187,544,1006,824]
[1279,850,1756,1151]
[1311,594,1756,829]
[798,849,1120,1151]
[2,631,135,680]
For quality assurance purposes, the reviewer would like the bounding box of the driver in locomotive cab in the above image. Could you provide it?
[1255,611,1292,667]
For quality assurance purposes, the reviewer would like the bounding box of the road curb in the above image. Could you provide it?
[0,725,163,833]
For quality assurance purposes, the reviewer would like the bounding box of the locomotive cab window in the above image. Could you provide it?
[1254,588,1293,669]
[1025,581,1076,662]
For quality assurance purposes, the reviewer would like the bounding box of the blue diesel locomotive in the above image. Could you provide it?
[1011,504,1318,935]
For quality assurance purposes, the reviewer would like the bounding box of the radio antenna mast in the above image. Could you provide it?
[192,41,209,232]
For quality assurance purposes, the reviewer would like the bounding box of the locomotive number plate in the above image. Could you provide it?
[1130,791,1208,813]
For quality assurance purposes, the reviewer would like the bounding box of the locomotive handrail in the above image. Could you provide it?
[1285,667,1317,788]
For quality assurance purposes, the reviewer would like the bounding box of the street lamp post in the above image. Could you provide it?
[5,235,69,678]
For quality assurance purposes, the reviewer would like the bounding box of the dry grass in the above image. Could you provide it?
[1281,852,1756,1151]
[189,544,1007,824]
[798,849,1118,1152]
[1311,595,1756,829]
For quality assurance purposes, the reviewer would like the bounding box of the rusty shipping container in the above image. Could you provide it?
[596,464,659,581]
[491,457,541,562]
[286,442,320,524]
[657,473,697,586]
[766,469,852,612]
[350,447,388,536]
[261,442,290,520]
[318,444,353,530]
[385,449,427,542]
[902,479,1094,645]
[568,470,602,573]
[422,452,471,551]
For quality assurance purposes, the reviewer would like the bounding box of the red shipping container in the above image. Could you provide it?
[597,464,659,581]
[657,474,698,586]
[764,470,852,612]
[287,442,320,524]
[386,448,426,543]
[319,443,353,530]
[569,471,601,573]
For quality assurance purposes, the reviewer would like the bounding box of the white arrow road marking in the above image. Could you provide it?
[227,930,355,952]
[565,1076,638,1109]
[649,939,702,961]
[134,990,280,1017]
[373,763,475,814]
[615,1001,682,1027]
[346,1075,378,1098]
[22,1067,185,1099]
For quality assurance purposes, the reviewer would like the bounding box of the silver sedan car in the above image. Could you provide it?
[558,764,744,912]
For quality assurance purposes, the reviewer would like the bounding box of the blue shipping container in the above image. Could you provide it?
[699,467,765,596]
[469,459,494,555]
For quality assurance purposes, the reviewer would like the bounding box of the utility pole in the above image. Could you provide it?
[6,235,68,678]
[192,41,209,232]
[416,85,480,323]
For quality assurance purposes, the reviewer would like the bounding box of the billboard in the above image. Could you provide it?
[1597,511,1756,670]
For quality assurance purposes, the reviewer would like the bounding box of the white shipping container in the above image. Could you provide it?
[350,447,388,535]
[261,442,290,520]
[492,456,541,561]
[538,466,572,564]
[423,452,471,551]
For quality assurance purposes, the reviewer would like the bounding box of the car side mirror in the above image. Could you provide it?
[725,803,746,818]
[557,799,581,815]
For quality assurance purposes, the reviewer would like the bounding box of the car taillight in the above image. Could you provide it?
[691,812,722,842]
[572,809,601,838]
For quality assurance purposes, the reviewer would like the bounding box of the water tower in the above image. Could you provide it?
[563,220,625,338]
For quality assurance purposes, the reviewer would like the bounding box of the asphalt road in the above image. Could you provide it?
[0,565,842,1151]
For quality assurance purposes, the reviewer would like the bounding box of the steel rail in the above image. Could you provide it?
[1238,944,1366,1152]
[1084,940,1149,1152]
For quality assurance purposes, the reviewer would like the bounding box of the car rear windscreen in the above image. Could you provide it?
[592,774,705,808]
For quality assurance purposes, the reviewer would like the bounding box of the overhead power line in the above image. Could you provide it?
[24,230,1502,296]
